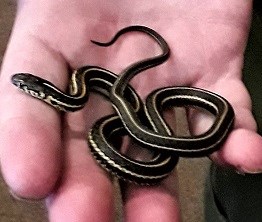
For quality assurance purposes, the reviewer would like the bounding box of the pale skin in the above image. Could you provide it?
[0,0,261,221]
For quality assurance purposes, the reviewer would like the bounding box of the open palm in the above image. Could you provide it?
[0,1,260,221]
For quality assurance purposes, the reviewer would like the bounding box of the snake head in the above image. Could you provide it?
[11,73,47,99]
[11,73,43,88]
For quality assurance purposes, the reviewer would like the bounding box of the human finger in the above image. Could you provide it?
[46,95,116,222]
[0,16,68,198]
[191,78,262,172]
[122,172,180,222]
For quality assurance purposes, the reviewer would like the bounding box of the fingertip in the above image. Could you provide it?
[0,117,62,199]
[211,128,262,173]
[123,174,180,222]
[46,161,115,222]
[47,179,115,222]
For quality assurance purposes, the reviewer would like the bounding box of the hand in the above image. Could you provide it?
[0,1,259,221]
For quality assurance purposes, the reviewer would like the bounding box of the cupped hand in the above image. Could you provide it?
[0,0,259,221]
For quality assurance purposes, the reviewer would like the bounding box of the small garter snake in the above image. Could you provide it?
[11,25,234,184]
[12,65,178,184]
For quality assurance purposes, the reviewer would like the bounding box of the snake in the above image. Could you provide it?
[11,25,234,184]
[12,65,178,184]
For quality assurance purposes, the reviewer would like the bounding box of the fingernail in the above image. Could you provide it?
[237,168,262,175]
[235,169,246,176]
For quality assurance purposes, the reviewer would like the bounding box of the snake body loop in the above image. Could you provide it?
[92,26,234,156]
